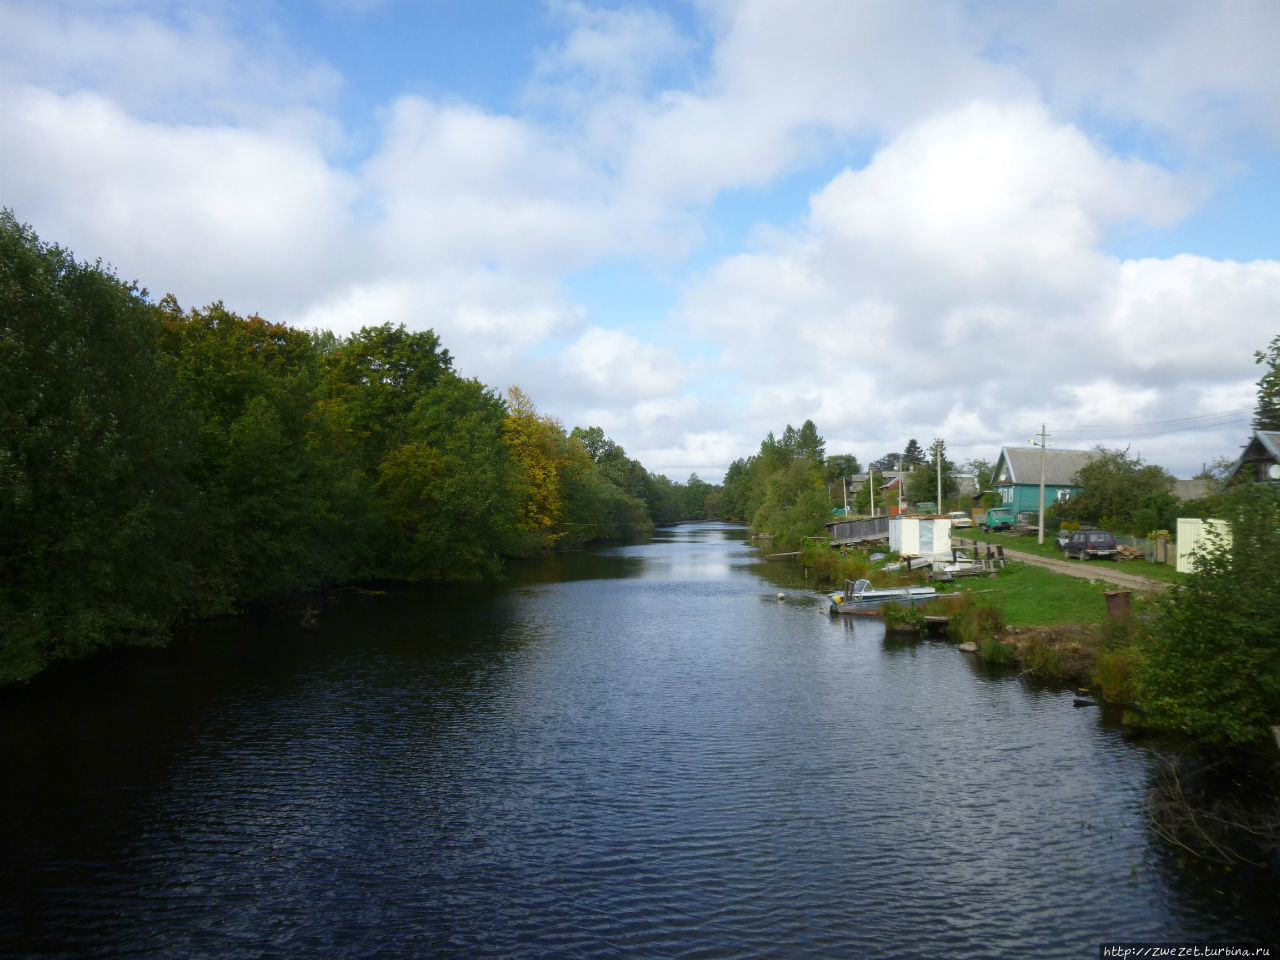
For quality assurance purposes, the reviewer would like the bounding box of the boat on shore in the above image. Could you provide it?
[827,578,937,616]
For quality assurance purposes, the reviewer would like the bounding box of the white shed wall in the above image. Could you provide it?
[1175,518,1230,573]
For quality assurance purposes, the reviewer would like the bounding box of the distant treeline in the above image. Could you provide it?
[0,212,716,683]
[717,420,862,546]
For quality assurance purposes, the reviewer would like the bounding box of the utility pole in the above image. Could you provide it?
[1036,424,1048,545]
[869,470,875,517]
[935,439,943,515]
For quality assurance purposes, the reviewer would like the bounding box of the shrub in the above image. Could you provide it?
[1135,486,1280,744]
[979,637,1014,664]
[1093,650,1135,703]
[1019,633,1063,681]
[949,591,1005,647]
[881,602,925,632]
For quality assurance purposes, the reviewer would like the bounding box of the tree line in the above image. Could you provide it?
[0,212,713,683]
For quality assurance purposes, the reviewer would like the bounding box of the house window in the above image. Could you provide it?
[1001,488,1013,504]
[1056,489,1072,503]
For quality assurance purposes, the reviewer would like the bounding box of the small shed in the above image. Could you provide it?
[888,514,952,556]
[1175,517,1230,573]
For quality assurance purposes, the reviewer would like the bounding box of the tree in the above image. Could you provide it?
[901,438,926,467]
[795,419,825,465]
[904,439,956,507]
[0,212,201,681]
[503,387,567,551]
[1056,447,1178,534]
[1136,486,1280,744]
[869,452,901,473]
[1252,333,1280,431]
[965,458,995,494]
[377,375,519,580]
[853,472,886,513]
[824,454,861,485]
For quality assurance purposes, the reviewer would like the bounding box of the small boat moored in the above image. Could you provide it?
[828,578,937,616]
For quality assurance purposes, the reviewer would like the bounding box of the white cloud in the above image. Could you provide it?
[1,84,357,316]
[674,100,1274,476]
[559,326,685,399]
[2,0,1277,482]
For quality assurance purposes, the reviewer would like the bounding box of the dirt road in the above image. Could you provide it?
[951,539,1172,593]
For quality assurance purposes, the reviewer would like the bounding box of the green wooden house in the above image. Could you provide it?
[991,446,1098,516]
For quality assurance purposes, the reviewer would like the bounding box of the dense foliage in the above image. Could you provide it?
[718,420,855,547]
[1253,333,1280,432]
[1136,486,1280,745]
[0,213,710,682]
[1054,446,1179,534]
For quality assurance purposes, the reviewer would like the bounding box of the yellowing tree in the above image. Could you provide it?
[503,386,566,549]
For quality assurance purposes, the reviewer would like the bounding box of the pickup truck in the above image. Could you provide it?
[982,506,1016,531]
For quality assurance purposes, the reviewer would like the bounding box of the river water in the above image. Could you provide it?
[0,522,1275,958]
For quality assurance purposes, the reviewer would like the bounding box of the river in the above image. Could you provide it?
[0,522,1275,958]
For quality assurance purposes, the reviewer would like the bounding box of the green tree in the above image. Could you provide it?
[1056,447,1178,534]
[904,439,956,507]
[0,212,200,681]
[824,453,861,485]
[1252,333,1280,431]
[869,452,901,472]
[1136,486,1280,744]
[795,419,825,465]
[901,438,926,467]
[377,375,519,580]
[853,472,887,514]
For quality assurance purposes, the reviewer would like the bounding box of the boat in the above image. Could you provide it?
[827,578,937,616]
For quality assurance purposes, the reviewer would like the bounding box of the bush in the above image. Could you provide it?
[979,637,1014,664]
[950,591,1005,647]
[1135,486,1280,744]
[1093,650,1135,703]
[1019,634,1063,681]
[881,601,925,632]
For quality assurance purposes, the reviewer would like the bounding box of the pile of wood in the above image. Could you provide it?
[1114,544,1145,561]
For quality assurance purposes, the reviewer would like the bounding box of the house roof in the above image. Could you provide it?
[1230,430,1280,479]
[993,446,1098,487]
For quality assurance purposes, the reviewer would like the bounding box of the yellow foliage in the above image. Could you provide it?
[503,386,566,544]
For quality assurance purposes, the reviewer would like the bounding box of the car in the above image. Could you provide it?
[948,511,973,529]
[1062,529,1119,561]
[982,506,1016,531]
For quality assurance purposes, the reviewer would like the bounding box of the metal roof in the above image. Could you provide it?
[993,446,1098,487]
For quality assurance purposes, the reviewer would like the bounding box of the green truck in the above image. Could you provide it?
[982,506,1016,531]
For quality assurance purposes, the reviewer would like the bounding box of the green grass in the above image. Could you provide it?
[954,527,1186,584]
[937,562,1161,627]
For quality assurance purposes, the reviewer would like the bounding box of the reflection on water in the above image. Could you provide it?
[0,522,1275,958]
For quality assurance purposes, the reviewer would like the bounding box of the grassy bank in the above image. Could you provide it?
[891,561,1154,701]
[956,527,1185,584]
[793,540,1152,702]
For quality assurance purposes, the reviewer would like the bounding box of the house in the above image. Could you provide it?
[847,470,909,515]
[1172,478,1214,501]
[1229,430,1280,484]
[990,446,1098,516]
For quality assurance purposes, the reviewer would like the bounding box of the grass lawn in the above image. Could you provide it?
[934,561,1163,627]
[954,527,1186,585]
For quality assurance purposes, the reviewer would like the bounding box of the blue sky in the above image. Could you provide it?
[2,0,1277,481]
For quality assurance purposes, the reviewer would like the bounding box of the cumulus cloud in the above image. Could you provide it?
[676,100,1274,474]
[1,84,357,316]
[1,0,1276,481]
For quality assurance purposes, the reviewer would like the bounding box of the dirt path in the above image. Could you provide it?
[951,539,1172,593]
